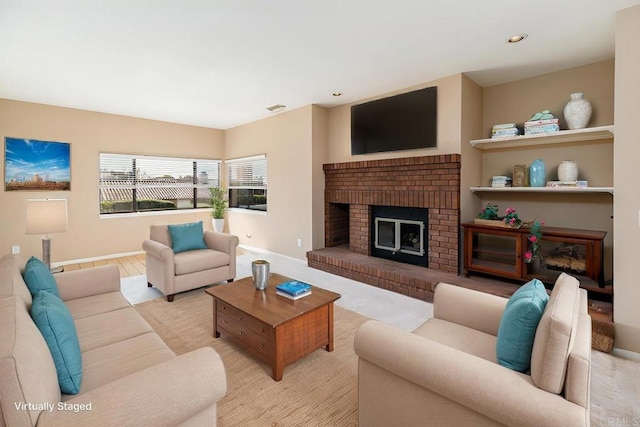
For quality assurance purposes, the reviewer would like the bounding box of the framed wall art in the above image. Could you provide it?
[4,137,71,191]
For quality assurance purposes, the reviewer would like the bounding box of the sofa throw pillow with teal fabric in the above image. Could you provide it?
[496,278,549,372]
[23,256,60,298]
[167,221,208,253]
[31,291,82,394]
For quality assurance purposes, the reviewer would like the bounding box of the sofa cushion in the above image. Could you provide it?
[65,291,132,320]
[496,278,549,372]
[31,291,83,394]
[413,318,498,363]
[74,307,153,352]
[168,221,208,253]
[174,249,230,275]
[77,332,175,396]
[530,273,580,394]
[23,256,60,298]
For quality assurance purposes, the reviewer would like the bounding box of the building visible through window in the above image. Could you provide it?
[225,155,267,211]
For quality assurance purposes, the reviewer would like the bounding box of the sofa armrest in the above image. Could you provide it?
[204,231,239,255]
[433,283,508,336]
[55,265,121,302]
[38,347,226,427]
[354,320,586,427]
[142,239,174,262]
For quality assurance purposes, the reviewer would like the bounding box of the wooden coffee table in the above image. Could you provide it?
[205,273,341,381]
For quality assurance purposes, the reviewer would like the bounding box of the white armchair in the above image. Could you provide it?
[142,223,239,302]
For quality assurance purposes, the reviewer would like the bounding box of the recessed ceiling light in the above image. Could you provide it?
[332,92,342,97]
[266,104,286,112]
[507,34,528,43]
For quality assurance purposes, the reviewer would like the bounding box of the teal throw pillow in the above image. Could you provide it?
[167,221,208,253]
[23,256,60,298]
[31,291,82,394]
[496,278,549,373]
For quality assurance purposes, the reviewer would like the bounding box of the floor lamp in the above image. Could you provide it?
[26,199,68,271]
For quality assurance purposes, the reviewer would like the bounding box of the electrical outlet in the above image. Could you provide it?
[297,238,302,247]
[11,245,20,255]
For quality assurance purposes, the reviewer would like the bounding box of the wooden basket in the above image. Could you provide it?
[591,319,614,353]
[473,218,533,229]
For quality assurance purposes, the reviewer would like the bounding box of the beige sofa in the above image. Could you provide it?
[143,224,239,302]
[0,254,227,426]
[354,273,591,427]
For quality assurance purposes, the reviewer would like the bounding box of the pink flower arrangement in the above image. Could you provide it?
[524,221,543,263]
[502,207,522,228]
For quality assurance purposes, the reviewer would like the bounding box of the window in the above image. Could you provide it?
[99,153,221,214]
[226,154,267,211]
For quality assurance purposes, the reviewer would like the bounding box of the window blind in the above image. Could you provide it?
[225,155,267,189]
[99,153,221,214]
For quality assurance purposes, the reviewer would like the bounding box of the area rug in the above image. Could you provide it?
[134,288,640,427]
[134,288,369,426]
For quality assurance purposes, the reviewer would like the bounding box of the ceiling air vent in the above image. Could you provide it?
[266,104,286,112]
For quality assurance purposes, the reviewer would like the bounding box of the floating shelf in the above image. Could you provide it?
[470,125,614,150]
[470,186,614,195]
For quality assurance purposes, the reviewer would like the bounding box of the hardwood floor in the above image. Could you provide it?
[63,254,146,279]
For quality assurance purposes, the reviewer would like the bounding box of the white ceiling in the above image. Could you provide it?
[1,1,639,130]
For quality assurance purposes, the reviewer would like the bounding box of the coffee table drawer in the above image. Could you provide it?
[217,311,273,358]
[217,302,271,337]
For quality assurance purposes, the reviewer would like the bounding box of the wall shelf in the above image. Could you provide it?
[470,125,614,150]
[470,186,614,195]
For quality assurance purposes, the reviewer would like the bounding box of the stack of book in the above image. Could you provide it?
[491,176,512,188]
[276,280,312,300]
[524,118,560,135]
[491,123,520,139]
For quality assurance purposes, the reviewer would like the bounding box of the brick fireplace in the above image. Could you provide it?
[307,154,461,301]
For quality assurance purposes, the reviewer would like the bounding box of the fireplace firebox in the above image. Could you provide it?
[372,206,428,266]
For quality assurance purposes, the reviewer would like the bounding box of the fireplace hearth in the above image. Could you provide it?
[307,154,461,301]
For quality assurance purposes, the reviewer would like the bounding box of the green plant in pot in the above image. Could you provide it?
[210,186,227,232]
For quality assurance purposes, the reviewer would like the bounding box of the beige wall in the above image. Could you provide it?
[0,99,224,264]
[460,75,484,224]
[326,74,465,165]
[224,105,315,259]
[613,4,640,352]
[311,105,329,250]
[477,61,615,282]
[482,60,615,134]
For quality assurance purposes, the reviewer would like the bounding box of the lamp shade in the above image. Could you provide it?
[26,199,68,235]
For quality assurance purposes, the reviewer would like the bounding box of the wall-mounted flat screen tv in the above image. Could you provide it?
[351,86,437,155]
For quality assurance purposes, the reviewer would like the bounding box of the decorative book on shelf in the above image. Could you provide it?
[276,280,312,296]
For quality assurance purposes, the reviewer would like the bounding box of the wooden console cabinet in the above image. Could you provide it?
[462,222,608,297]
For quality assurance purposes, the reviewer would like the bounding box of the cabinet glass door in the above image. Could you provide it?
[467,230,521,278]
[526,238,592,283]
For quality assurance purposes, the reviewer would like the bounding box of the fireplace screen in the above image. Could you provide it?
[374,218,425,256]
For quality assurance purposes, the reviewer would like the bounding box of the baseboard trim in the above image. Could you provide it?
[238,244,307,265]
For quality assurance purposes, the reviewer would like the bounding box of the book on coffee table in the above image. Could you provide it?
[276,289,312,300]
[276,280,312,296]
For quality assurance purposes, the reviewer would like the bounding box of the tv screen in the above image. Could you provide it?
[351,86,437,155]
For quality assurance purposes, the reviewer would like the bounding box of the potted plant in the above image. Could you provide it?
[210,186,227,233]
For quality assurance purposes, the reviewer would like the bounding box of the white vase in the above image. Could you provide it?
[557,160,578,183]
[212,218,225,233]
[563,92,592,130]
